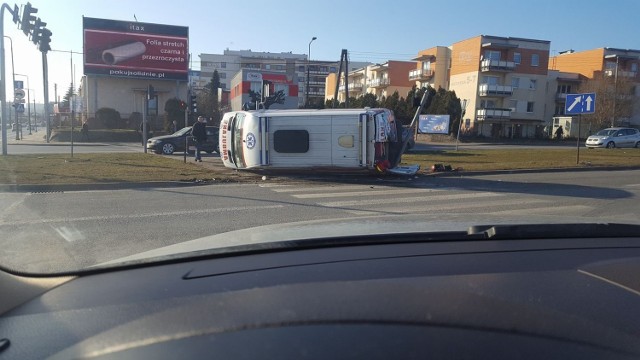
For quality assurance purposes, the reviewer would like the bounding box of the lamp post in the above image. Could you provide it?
[15,74,31,135]
[306,36,317,108]
[604,54,619,127]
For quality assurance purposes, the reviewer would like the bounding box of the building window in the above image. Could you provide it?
[221,62,226,68]
[514,52,521,64]
[511,77,520,88]
[274,83,289,96]
[250,81,262,94]
[330,67,337,72]
[484,50,501,61]
[531,54,539,67]
[298,66,305,72]
[529,79,537,89]
[219,72,226,79]
[527,101,535,113]
[265,64,271,70]
[482,76,499,85]
[632,63,638,72]
[509,99,518,112]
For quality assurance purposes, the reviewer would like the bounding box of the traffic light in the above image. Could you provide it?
[12,5,19,24]
[190,94,197,114]
[31,18,46,45]
[21,2,37,36]
[37,28,52,53]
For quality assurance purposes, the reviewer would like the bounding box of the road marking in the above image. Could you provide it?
[487,205,594,216]
[293,188,444,199]
[263,184,381,193]
[0,205,285,226]
[319,192,504,208]
[343,198,548,216]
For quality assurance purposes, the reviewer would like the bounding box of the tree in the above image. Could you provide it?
[578,74,635,129]
[95,108,121,129]
[163,98,186,131]
[60,83,75,111]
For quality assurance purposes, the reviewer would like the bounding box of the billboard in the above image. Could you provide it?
[418,115,450,134]
[83,17,188,81]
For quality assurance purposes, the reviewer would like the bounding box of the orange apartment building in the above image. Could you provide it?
[327,61,416,103]
[448,35,551,138]
[550,48,640,127]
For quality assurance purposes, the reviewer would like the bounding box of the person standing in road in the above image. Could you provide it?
[555,126,564,140]
[192,116,207,162]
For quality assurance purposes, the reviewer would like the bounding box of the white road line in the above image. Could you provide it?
[293,188,445,199]
[266,184,383,193]
[319,192,504,208]
[344,198,549,216]
[487,205,594,216]
[0,205,285,227]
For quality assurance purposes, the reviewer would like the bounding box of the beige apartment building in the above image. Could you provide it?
[410,46,451,90]
[448,35,550,138]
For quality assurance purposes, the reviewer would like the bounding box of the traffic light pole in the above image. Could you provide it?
[0,3,11,155]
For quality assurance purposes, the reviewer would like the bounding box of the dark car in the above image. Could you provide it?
[146,126,219,155]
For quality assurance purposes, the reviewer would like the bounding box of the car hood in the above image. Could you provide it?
[95,214,629,268]
[148,134,184,141]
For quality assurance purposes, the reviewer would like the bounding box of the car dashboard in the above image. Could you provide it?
[1,224,640,359]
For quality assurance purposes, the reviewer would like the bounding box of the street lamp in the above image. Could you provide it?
[604,54,619,127]
[306,36,317,108]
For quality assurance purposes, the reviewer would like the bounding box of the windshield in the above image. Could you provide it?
[174,127,191,136]
[1,0,639,275]
[595,129,617,136]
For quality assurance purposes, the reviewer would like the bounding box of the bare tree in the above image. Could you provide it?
[579,73,635,129]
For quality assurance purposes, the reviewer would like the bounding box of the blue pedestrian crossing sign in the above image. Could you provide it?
[14,103,24,113]
[565,93,596,115]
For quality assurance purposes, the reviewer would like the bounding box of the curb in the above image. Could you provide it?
[0,181,213,193]
[425,165,640,177]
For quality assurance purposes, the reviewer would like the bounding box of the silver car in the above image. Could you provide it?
[585,127,640,148]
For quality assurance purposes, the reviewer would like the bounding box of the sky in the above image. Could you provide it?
[3,0,640,104]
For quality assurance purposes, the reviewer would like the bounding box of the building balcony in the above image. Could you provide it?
[476,108,511,120]
[339,83,365,92]
[369,78,390,88]
[480,59,516,72]
[408,69,434,81]
[478,84,513,97]
[556,92,568,101]
[604,69,638,78]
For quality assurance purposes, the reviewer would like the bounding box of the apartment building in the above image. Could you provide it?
[410,46,451,90]
[550,48,640,127]
[449,35,550,138]
[368,61,416,99]
[328,61,416,103]
[199,50,356,108]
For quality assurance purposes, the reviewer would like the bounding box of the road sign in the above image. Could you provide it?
[14,88,25,100]
[565,93,596,115]
[14,103,25,113]
[14,80,23,89]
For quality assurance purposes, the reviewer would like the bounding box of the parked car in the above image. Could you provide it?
[585,127,640,149]
[146,126,219,155]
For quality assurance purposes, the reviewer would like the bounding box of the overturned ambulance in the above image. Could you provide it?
[219,106,418,175]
